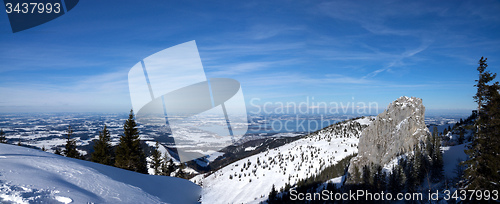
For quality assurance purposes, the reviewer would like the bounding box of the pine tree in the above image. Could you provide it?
[373,165,386,191]
[63,125,80,159]
[432,126,438,139]
[430,133,444,183]
[0,129,6,143]
[176,162,187,179]
[458,128,465,144]
[427,127,438,157]
[464,57,500,192]
[388,166,403,193]
[362,165,371,188]
[114,110,148,174]
[150,141,163,175]
[412,146,424,185]
[54,148,62,155]
[161,156,174,176]
[91,125,113,165]
[268,184,277,203]
[167,159,175,176]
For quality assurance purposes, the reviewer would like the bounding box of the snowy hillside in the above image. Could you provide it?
[442,143,468,179]
[200,117,373,204]
[0,143,200,204]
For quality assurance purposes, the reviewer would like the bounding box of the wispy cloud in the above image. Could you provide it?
[200,42,305,58]
[244,24,305,40]
[363,40,432,78]
[206,59,300,76]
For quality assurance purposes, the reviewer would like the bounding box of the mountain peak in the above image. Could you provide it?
[346,96,430,182]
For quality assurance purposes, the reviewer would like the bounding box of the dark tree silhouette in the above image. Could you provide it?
[114,110,148,174]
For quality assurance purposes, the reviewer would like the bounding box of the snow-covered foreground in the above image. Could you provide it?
[0,144,200,204]
[201,117,372,204]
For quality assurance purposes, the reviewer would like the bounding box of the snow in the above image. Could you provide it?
[0,143,201,204]
[55,196,72,204]
[206,151,224,162]
[326,176,344,189]
[442,143,468,179]
[315,176,345,193]
[354,117,374,126]
[201,118,370,204]
[244,146,257,151]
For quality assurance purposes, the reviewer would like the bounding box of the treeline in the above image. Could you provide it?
[267,116,445,204]
[438,111,477,146]
[351,130,444,195]
[268,154,356,203]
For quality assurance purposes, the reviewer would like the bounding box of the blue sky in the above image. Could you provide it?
[0,0,499,115]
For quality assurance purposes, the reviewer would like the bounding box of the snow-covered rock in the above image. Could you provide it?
[0,143,200,204]
[347,96,431,181]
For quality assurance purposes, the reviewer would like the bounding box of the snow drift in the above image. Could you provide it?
[0,143,200,204]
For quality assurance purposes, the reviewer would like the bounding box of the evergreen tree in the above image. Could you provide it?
[91,125,113,165]
[114,110,148,174]
[161,156,174,176]
[176,162,187,179]
[167,159,175,176]
[427,127,438,158]
[150,141,163,175]
[362,165,371,188]
[268,184,277,203]
[373,165,386,191]
[412,146,424,185]
[63,125,80,159]
[54,148,62,155]
[0,129,6,143]
[432,126,438,139]
[464,57,500,192]
[458,128,465,144]
[403,156,417,193]
[388,166,403,193]
[431,133,444,183]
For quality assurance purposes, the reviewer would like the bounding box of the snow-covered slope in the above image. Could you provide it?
[201,117,373,204]
[0,143,200,204]
[442,143,468,179]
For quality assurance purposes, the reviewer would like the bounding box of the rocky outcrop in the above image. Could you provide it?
[346,96,431,183]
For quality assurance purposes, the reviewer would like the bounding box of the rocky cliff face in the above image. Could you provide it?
[346,96,431,182]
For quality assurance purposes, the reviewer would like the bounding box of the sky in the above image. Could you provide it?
[0,0,499,115]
